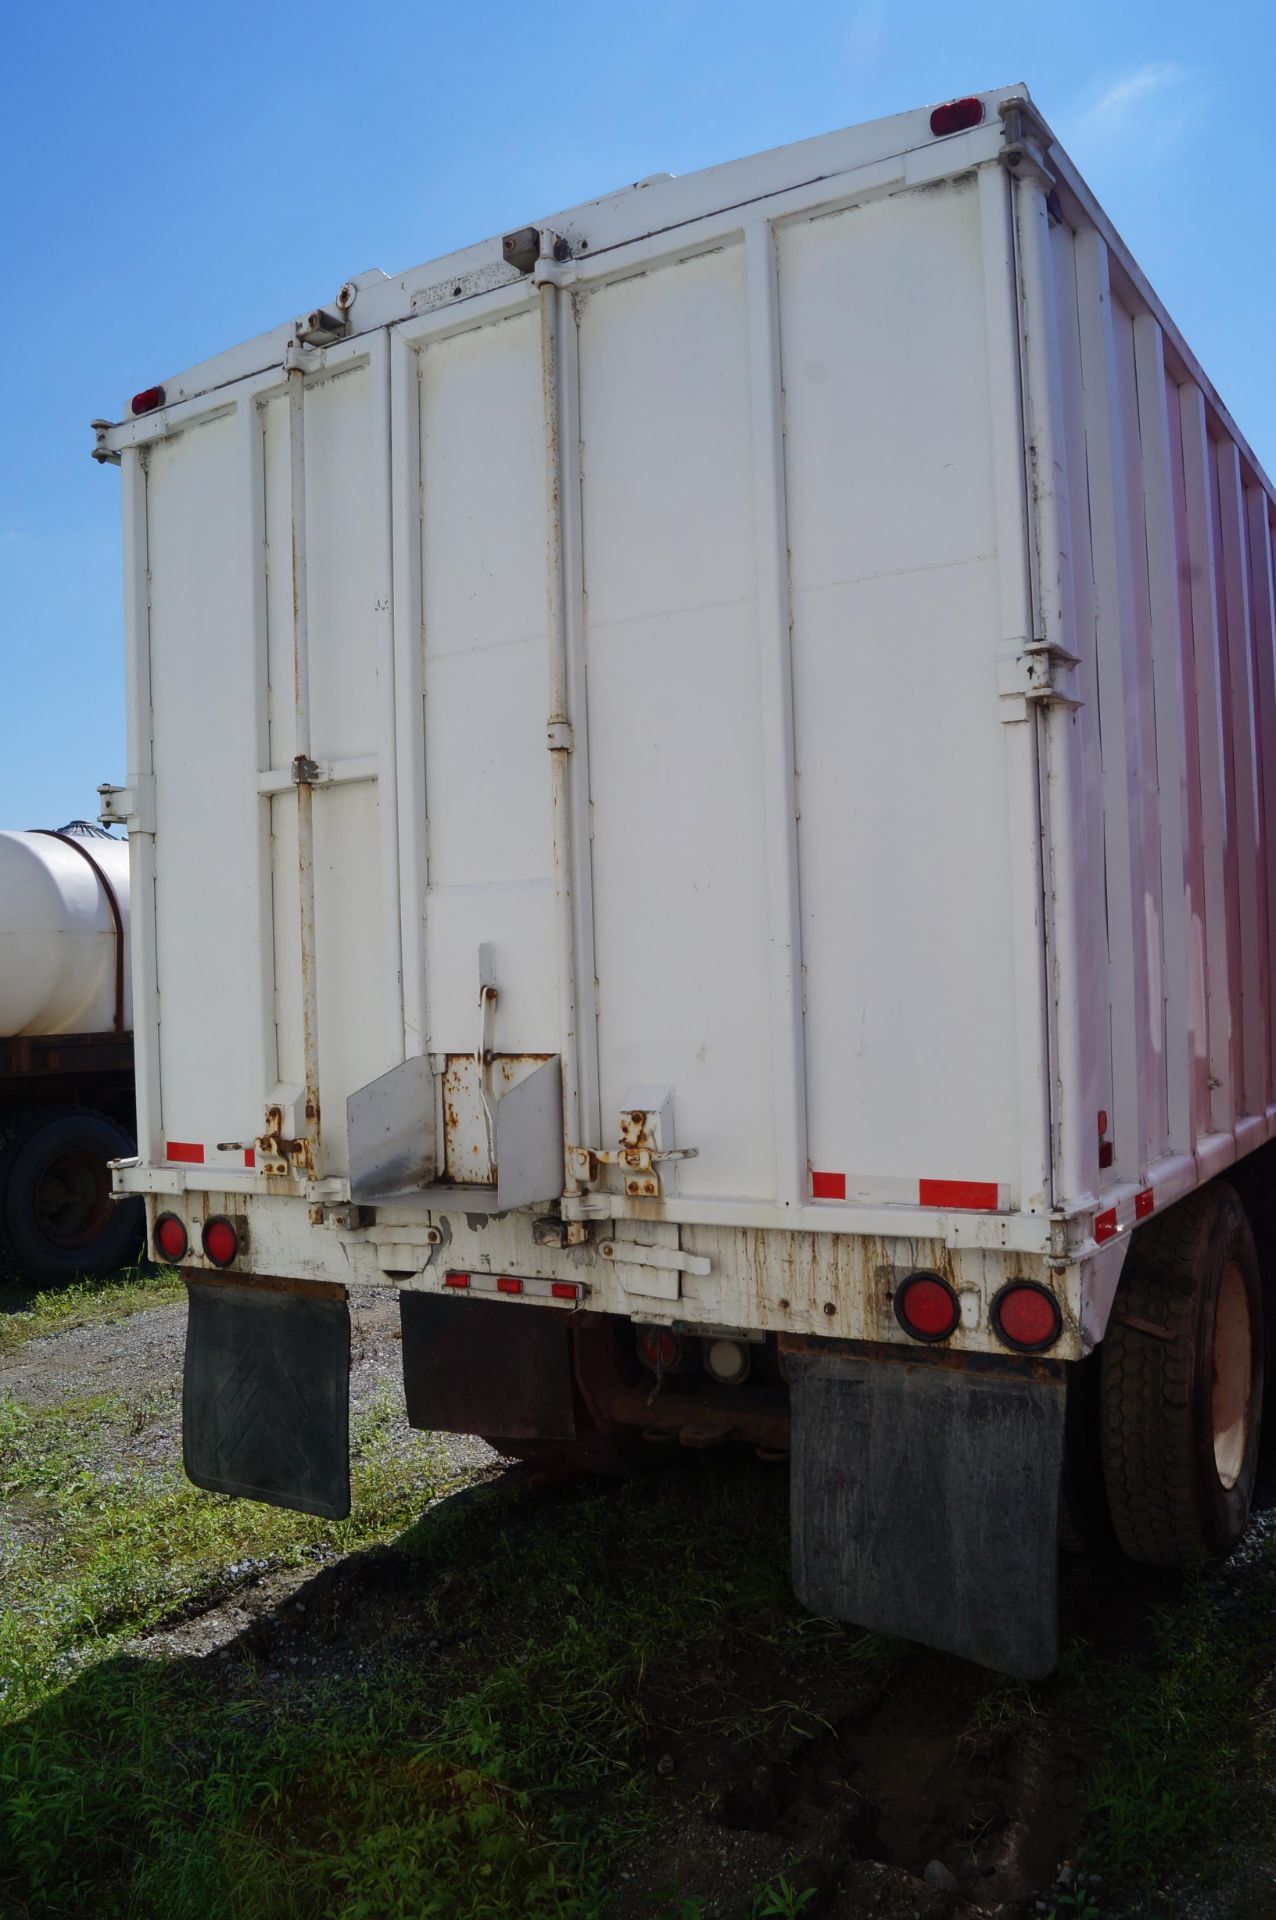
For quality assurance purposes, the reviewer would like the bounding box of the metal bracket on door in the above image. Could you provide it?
[598,1239,711,1278]
[567,1144,699,1200]
[476,944,498,1172]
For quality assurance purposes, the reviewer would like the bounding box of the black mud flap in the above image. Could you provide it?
[400,1291,576,1439]
[183,1276,351,1520]
[789,1351,1066,1679]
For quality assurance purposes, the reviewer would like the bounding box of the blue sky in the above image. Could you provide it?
[3,0,1273,827]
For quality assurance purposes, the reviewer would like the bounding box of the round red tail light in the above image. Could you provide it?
[637,1327,682,1372]
[929,97,985,137]
[202,1216,239,1268]
[894,1274,955,1351]
[992,1281,1061,1352]
[895,1272,960,1343]
[154,1212,188,1263]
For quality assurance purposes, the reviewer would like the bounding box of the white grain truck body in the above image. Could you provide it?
[0,826,142,1277]
[95,88,1276,1675]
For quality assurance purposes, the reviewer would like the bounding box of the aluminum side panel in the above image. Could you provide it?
[780,178,1025,1200]
[578,244,777,1202]
[416,310,558,1056]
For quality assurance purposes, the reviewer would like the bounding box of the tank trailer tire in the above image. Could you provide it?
[1100,1182,1262,1566]
[0,1108,144,1284]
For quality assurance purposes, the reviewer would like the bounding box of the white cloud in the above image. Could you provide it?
[1062,61,1205,161]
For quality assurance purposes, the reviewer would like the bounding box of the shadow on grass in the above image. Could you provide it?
[0,1458,847,1920]
[4,1445,1276,1920]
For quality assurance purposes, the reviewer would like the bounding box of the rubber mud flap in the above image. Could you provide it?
[789,1352,1066,1679]
[183,1276,351,1520]
[400,1291,576,1440]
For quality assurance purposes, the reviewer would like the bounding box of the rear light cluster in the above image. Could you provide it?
[444,1272,582,1303]
[153,1212,242,1268]
[893,1270,1062,1352]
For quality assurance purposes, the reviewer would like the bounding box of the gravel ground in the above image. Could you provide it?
[0,1285,503,1652]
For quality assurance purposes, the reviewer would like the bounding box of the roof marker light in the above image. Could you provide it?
[929,97,984,137]
[131,386,166,416]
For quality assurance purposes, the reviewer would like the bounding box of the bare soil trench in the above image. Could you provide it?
[4,1289,1276,1919]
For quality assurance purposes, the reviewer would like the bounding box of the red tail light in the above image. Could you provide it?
[202,1216,239,1268]
[992,1281,1062,1352]
[637,1327,682,1372]
[154,1212,188,1263]
[130,385,166,416]
[894,1272,960,1342]
[929,97,984,137]
[444,1272,470,1288]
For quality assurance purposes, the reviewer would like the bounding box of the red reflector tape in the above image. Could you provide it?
[551,1282,579,1301]
[496,1275,523,1294]
[1094,1208,1118,1244]
[919,1178,999,1211]
[811,1170,846,1200]
[165,1141,204,1164]
[243,1148,256,1169]
[1135,1188,1154,1220]
[443,1272,470,1289]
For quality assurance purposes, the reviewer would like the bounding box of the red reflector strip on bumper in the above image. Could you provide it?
[811,1170,846,1200]
[551,1282,580,1301]
[1094,1208,1118,1243]
[166,1141,204,1164]
[496,1275,523,1294]
[1135,1188,1154,1219]
[244,1148,256,1169]
[919,1178,999,1211]
[443,1272,470,1288]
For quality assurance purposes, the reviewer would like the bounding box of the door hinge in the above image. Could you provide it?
[999,639,1082,720]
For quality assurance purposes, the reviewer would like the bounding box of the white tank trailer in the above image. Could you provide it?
[0,825,142,1279]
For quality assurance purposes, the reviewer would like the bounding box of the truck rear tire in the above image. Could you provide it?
[1100,1182,1262,1565]
[0,1108,144,1284]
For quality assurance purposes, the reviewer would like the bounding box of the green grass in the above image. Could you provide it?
[0,1408,882,1920]
[6,1275,1276,1917]
[0,1261,182,1351]
[0,1383,444,1713]
[1060,1559,1276,1900]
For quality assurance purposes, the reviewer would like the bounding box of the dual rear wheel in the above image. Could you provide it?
[1098,1181,1263,1565]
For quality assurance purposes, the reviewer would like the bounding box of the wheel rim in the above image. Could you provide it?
[1212,1259,1253,1491]
[32,1149,113,1251]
